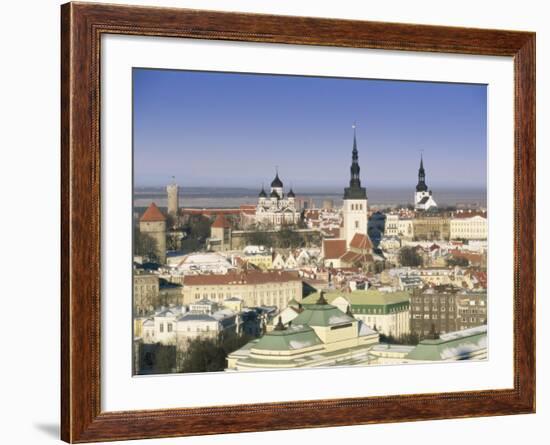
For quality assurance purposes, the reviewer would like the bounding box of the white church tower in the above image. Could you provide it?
[414,155,437,211]
[342,125,368,247]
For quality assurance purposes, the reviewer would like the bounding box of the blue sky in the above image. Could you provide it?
[133,68,487,190]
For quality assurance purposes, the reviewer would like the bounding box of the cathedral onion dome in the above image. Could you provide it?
[271,172,283,188]
[259,187,267,198]
[287,188,295,198]
[270,189,279,198]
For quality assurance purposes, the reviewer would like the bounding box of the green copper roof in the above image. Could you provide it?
[291,304,355,327]
[302,290,410,307]
[252,326,323,351]
[406,326,487,361]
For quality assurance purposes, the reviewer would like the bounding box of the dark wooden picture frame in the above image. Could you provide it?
[61,2,536,442]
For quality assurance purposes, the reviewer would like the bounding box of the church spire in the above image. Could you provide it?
[343,123,367,200]
[416,152,428,192]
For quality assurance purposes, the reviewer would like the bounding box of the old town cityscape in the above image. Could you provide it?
[133,127,487,375]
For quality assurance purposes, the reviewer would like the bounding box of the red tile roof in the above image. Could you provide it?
[140,202,166,222]
[240,204,257,215]
[323,239,347,260]
[340,251,374,265]
[349,233,373,250]
[183,270,301,286]
[211,214,231,228]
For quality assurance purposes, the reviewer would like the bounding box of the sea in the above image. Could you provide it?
[133,186,487,210]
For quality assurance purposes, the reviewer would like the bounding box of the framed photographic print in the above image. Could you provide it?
[61,2,536,442]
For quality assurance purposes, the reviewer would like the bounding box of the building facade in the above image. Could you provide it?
[450,214,488,240]
[385,214,414,240]
[412,214,450,240]
[409,286,486,337]
[133,272,160,315]
[181,270,303,308]
[456,291,487,330]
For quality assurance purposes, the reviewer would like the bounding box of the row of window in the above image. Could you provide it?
[413,305,455,312]
[193,288,294,300]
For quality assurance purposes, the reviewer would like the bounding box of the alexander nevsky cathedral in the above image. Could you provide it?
[255,171,300,227]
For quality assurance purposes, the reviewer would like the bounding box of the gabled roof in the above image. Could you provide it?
[323,239,347,260]
[340,251,373,264]
[349,233,373,250]
[140,202,166,222]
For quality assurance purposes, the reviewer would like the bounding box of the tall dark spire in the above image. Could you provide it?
[416,153,428,192]
[344,123,367,200]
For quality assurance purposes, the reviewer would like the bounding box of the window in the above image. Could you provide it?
[355,221,359,229]
[159,323,164,333]
[167,323,173,332]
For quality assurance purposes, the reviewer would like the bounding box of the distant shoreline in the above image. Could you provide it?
[133,186,487,208]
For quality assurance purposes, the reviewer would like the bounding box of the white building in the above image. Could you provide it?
[170,252,235,276]
[255,171,300,227]
[141,305,238,349]
[450,213,488,240]
[384,214,414,240]
[414,155,437,211]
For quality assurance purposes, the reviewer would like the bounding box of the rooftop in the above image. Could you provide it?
[302,289,410,307]
[291,302,355,328]
[182,270,301,286]
[211,213,231,229]
[140,202,166,222]
[349,233,373,250]
[323,239,347,260]
[406,325,487,361]
[252,325,323,351]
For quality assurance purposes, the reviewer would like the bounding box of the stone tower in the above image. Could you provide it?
[139,202,167,264]
[166,177,179,218]
[342,125,368,247]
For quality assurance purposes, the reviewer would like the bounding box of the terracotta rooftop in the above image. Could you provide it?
[211,214,231,229]
[340,251,374,264]
[240,204,257,215]
[140,202,166,222]
[322,239,347,260]
[183,270,301,286]
[349,233,373,251]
